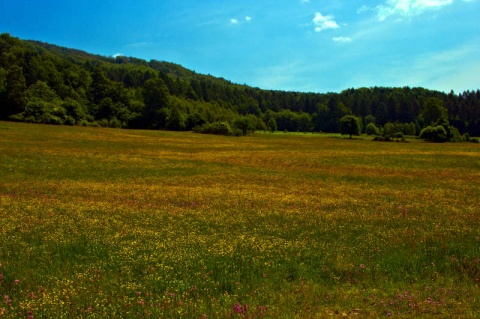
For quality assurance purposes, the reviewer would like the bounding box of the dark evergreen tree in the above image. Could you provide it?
[5,65,27,117]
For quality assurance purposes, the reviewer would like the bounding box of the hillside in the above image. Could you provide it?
[0,33,479,136]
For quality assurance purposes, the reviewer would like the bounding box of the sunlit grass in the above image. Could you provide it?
[1,122,479,318]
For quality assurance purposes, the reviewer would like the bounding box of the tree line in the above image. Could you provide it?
[1,33,479,139]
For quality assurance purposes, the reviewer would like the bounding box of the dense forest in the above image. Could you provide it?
[1,33,479,139]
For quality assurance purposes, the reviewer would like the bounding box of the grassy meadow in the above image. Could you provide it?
[0,121,479,318]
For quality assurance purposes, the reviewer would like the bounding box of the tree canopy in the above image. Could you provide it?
[1,33,479,139]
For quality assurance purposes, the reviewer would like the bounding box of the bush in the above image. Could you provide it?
[24,116,35,123]
[366,123,379,136]
[109,117,122,128]
[51,106,67,119]
[394,132,404,139]
[232,128,243,137]
[419,125,447,142]
[373,136,392,142]
[197,121,233,136]
[9,113,25,122]
[470,138,479,144]
[98,119,109,127]
[40,113,63,125]
[64,116,76,126]
[446,125,463,142]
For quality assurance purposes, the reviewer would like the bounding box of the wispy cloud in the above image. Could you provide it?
[377,0,453,21]
[357,5,371,13]
[313,12,339,32]
[333,36,352,43]
[300,0,311,3]
[229,16,251,25]
[126,42,149,48]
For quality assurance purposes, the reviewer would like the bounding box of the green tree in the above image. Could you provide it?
[185,112,207,130]
[143,78,170,128]
[97,97,115,120]
[366,122,379,135]
[404,122,416,136]
[20,80,66,123]
[267,117,277,132]
[90,68,112,105]
[166,106,186,131]
[312,103,329,132]
[421,97,448,126]
[25,80,59,104]
[156,108,170,129]
[297,113,312,132]
[340,115,362,139]
[62,98,88,122]
[0,67,8,118]
[234,115,255,136]
[5,65,27,116]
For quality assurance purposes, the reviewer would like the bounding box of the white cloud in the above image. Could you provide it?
[113,53,123,58]
[313,12,340,32]
[333,36,352,43]
[301,0,311,3]
[357,5,371,13]
[377,0,453,20]
[229,16,251,25]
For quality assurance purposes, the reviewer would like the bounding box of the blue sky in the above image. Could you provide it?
[1,0,479,93]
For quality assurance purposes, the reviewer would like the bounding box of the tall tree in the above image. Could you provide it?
[420,97,447,126]
[143,78,170,128]
[5,65,27,117]
[90,68,112,105]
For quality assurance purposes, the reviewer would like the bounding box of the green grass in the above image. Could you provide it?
[0,121,479,318]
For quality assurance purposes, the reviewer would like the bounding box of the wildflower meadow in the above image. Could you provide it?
[0,122,479,318]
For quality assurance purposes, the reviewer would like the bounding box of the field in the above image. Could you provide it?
[0,122,479,318]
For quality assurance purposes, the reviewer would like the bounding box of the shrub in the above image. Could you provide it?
[98,119,109,127]
[40,113,63,125]
[419,125,447,142]
[64,116,76,126]
[24,116,35,123]
[9,113,25,122]
[51,106,67,119]
[232,128,243,137]
[366,123,379,136]
[394,132,404,139]
[78,120,89,127]
[109,117,122,128]
[373,136,392,142]
[197,121,233,136]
